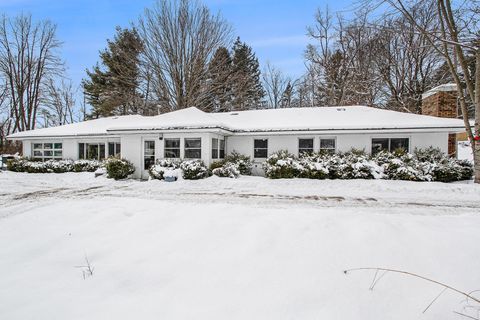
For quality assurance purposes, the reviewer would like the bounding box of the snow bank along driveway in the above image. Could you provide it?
[0,172,479,320]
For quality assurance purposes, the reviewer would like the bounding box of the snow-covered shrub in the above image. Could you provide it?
[6,158,28,172]
[73,160,102,172]
[149,159,181,180]
[414,147,444,163]
[44,159,74,173]
[180,159,210,180]
[430,159,473,182]
[104,158,135,180]
[209,160,225,171]
[297,153,329,179]
[7,158,101,174]
[456,159,474,181]
[338,152,381,180]
[225,151,253,175]
[263,150,302,179]
[375,152,428,181]
[212,162,240,178]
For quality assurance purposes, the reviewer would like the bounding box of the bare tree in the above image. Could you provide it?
[40,78,76,127]
[373,2,443,113]
[374,0,479,182]
[262,62,290,109]
[0,14,63,133]
[137,0,232,112]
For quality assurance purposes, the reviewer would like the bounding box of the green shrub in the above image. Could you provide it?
[105,158,135,180]
[225,151,253,175]
[180,159,210,180]
[212,162,240,178]
[263,150,301,179]
[149,159,181,180]
[209,160,225,171]
[73,160,101,172]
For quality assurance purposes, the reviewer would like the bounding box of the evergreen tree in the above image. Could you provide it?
[203,47,234,112]
[281,81,294,108]
[83,27,143,117]
[231,37,265,110]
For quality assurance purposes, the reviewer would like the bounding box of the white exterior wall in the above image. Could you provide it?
[226,132,449,176]
[18,131,449,179]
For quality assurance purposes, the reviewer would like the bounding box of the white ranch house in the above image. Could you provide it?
[8,105,466,179]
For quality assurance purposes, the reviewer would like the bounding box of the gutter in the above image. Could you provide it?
[7,125,467,140]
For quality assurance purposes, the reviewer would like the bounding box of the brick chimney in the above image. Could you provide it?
[421,84,458,157]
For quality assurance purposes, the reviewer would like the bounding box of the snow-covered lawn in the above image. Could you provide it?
[1,172,480,320]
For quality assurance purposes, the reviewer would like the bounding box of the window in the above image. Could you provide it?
[108,142,121,158]
[144,141,155,170]
[212,138,219,159]
[254,139,268,158]
[78,143,106,160]
[299,138,314,155]
[371,138,409,155]
[219,140,225,159]
[164,138,180,158]
[184,138,201,159]
[320,138,336,154]
[32,142,63,161]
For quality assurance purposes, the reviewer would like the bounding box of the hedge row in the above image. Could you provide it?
[7,157,136,180]
[263,148,473,182]
[7,158,102,173]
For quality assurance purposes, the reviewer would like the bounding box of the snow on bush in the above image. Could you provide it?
[212,162,240,178]
[180,159,210,180]
[263,150,303,179]
[225,151,253,175]
[149,159,182,180]
[104,158,135,180]
[7,158,102,174]
[263,148,473,182]
[209,151,253,177]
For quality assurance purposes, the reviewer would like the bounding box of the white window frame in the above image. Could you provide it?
[32,142,63,161]
[164,138,180,158]
[184,138,202,159]
[212,138,219,159]
[78,143,106,161]
[219,139,225,159]
[108,142,121,158]
[253,138,268,159]
[319,137,336,154]
[371,137,410,154]
[144,140,155,170]
[298,138,314,155]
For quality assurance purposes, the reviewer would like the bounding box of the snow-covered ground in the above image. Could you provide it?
[1,171,480,320]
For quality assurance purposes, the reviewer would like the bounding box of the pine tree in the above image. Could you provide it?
[231,37,265,110]
[281,81,294,108]
[203,47,235,112]
[83,27,143,117]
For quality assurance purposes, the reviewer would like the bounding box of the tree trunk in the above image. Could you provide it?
[474,50,480,183]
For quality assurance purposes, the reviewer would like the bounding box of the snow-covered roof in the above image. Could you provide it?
[208,106,466,132]
[7,115,144,138]
[8,106,467,139]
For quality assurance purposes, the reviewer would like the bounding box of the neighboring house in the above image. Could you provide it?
[7,104,466,179]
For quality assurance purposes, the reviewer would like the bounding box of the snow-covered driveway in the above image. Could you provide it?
[0,172,479,320]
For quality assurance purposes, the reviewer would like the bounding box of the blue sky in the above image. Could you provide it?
[1,0,355,90]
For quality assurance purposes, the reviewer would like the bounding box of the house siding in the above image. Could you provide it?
[18,131,449,179]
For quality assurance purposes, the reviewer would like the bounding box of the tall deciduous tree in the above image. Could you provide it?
[83,27,144,117]
[262,62,290,109]
[137,0,231,112]
[375,0,479,182]
[0,14,62,133]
